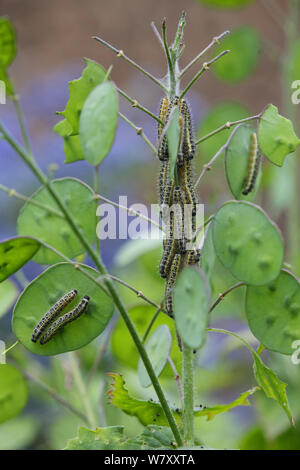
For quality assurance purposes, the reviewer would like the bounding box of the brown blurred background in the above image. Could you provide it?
[1,0,283,112]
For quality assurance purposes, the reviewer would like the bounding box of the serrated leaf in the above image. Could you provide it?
[258,104,300,166]
[174,267,210,349]
[138,325,172,388]
[107,373,258,427]
[60,58,106,134]
[194,387,259,421]
[65,425,174,450]
[0,236,40,282]
[253,354,294,426]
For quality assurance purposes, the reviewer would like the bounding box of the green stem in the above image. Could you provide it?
[182,342,194,446]
[92,36,167,92]
[195,113,261,146]
[117,87,164,125]
[118,112,157,156]
[69,352,97,428]
[0,121,183,447]
[12,95,33,156]
[179,49,230,100]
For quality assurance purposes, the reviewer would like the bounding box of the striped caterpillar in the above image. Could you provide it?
[31,289,78,343]
[186,249,201,265]
[39,296,90,345]
[242,132,260,196]
[165,254,182,317]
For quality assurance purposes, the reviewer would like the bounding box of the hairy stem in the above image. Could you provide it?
[182,342,194,446]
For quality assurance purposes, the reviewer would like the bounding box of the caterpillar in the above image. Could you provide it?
[186,249,201,265]
[158,160,169,206]
[165,254,181,316]
[173,186,186,254]
[178,160,198,233]
[39,295,90,345]
[31,289,78,343]
[242,132,260,196]
[181,100,195,161]
[159,212,176,279]
[157,96,185,164]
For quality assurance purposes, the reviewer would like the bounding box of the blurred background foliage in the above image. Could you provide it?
[1,0,300,450]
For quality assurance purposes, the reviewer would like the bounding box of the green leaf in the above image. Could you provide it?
[17,177,97,265]
[212,201,284,285]
[111,305,181,374]
[0,364,28,424]
[12,262,114,356]
[0,236,40,282]
[196,0,253,8]
[65,425,174,450]
[108,373,258,427]
[209,328,294,426]
[253,354,294,426]
[0,66,14,97]
[258,104,300,166]
[0,415,39,450]
[107,373,181,427]
[79,81,118,166]
[0,17,17,68]
[59,58,106,134]
[225,125,261,201]
[173,267,210,349]
[138,325,172,388]
[197,102,249,160]
[166,106,180,180]
[246,270,300,354]
[0,279,18,317]
[200,222,216,282]
[213,27,261,83]
[194,387,259,421]
[53,120,84,164]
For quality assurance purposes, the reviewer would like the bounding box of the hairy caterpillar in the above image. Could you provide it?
[178,160,198,233]
[165,254,181,316]
[181,100,195,161]
[173,186,186,254]
[159,212,176,279]
[31,289,78,343]
[242,132,260,196]
[158,160,169,206]
[39,296,90,345]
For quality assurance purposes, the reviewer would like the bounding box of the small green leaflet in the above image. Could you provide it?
[0,17,17,97]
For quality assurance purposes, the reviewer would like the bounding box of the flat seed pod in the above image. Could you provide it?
[246,270,300,354]
[12,262,114,356]
[212,201,284,286]
[138,325,172,388]
[0,236,40,282]
[17,178,97,265]
[0,364,28,424]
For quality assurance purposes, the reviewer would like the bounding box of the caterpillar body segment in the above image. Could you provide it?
[31,289,78,343]
[242,132,260,196]
[165,254,182,317]
[39,296,90,345]
[158,97,169,139]
[158,160,169,206]
[181,100,195,161]
[186,248,201,265]
[172,186,186,254]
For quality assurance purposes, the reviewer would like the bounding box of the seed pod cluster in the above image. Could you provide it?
[157,96,199,317]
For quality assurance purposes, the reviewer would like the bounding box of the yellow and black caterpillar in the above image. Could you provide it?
[31,289,78,343]
[40,296,90,345]
[157,96,199,317]
[242,132,260,196]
